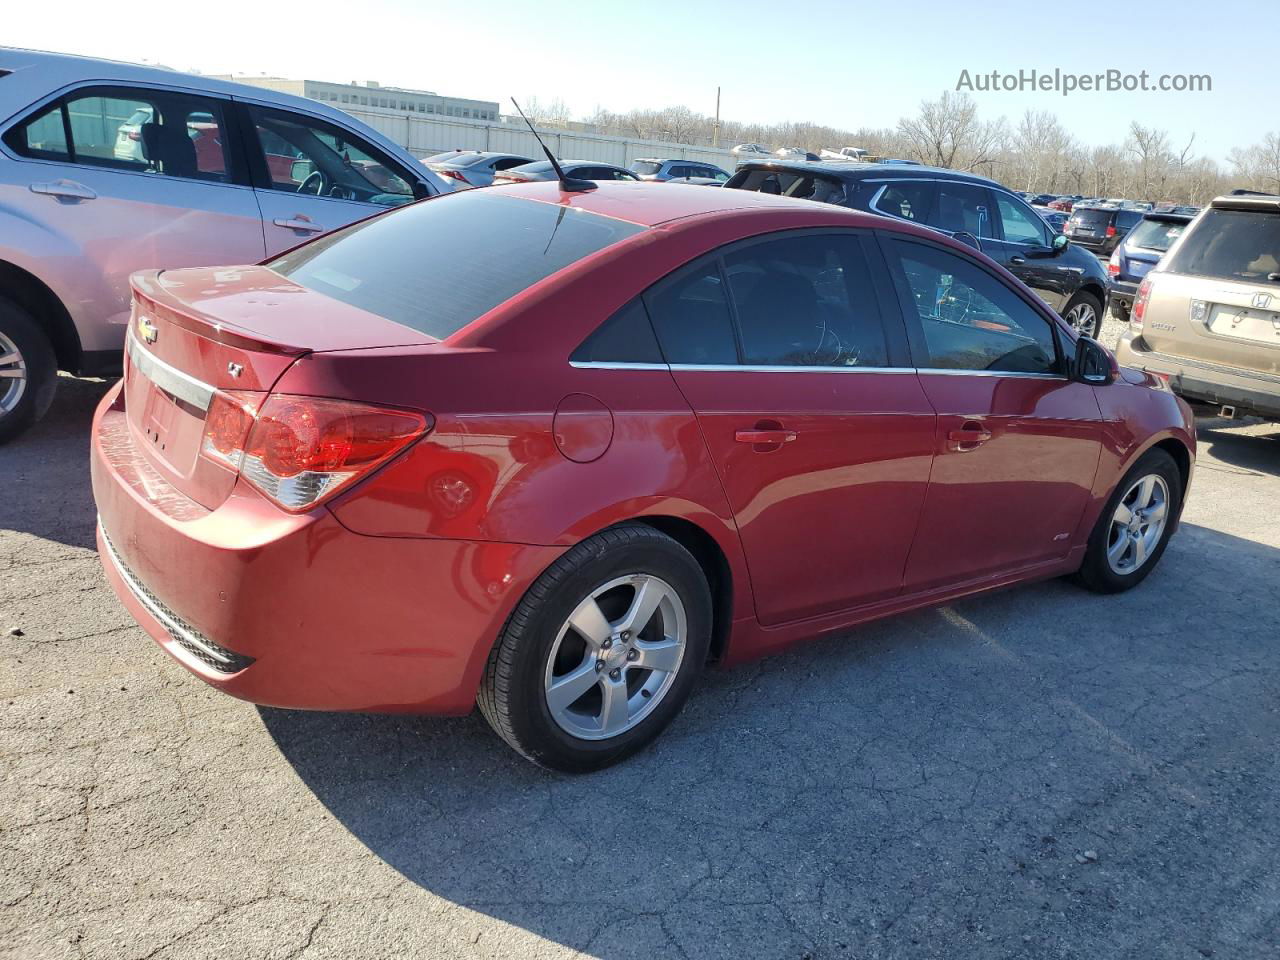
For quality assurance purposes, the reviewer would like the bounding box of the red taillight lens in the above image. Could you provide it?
[127,131,141,141]
[238,396,429,512]
[1106,225,1117,237]
[440,169,470,184]
[201,390,264,469]
[1132,278,1153,330]
[1107,250,1121,277]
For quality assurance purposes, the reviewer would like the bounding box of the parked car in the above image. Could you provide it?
[724,160,1111,336]
[774,147,809,160]
[1116,192,1280,420]
[1064,205,1146,256]
[0,47,451,443]
[1048,198,1074,212]
[90,180,1193,771]
[1030,194,1058,206]
[819,147,868,161]
[1038,209,1070,234]
[731,143,770,158]
[425,150,534,188]
[630,158,730,183]
[492,160,640,184]
[1106,211,1194,320]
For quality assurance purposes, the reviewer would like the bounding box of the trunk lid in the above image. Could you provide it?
[124,265,435,510]
[1141,272,1280,377]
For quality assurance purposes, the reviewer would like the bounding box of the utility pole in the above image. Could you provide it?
[713,87,721,149]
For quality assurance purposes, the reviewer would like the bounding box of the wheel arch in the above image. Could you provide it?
[0,260,81,373]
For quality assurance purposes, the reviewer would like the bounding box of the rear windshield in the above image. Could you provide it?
[434,151,487,167]
[270,191,644,338]
[1072,207,1113,225]
[1166,209,1280,285]
[1127,218,1188,252]
[631,161,664,176]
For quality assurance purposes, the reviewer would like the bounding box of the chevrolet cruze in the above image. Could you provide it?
[91,181,1196,771]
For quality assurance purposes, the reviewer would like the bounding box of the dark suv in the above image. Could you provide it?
[1064,205,1146,255]
[724,161,1110,336]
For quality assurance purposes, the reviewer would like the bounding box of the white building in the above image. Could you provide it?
[208,76,500,122]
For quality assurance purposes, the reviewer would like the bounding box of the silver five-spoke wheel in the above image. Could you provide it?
[0,330,27,416]
[1106,473,1170,575]
[544,574,687,741]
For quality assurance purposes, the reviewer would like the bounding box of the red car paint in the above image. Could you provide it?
[91,181,1195,714]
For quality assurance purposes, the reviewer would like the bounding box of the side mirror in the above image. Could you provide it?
[1053,233,1069,253]
[411,180,432,201]
[290,158,314,184]
[953,231,982,253]
[1072,335,1118,385]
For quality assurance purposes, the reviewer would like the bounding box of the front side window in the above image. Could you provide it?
[889,240,1059,374]
[996,194,1051,245]
[874,181,937,222]
[723,234,888,367]
[4,86,233,182]
[247,106,415,206]
[271,191,644,339]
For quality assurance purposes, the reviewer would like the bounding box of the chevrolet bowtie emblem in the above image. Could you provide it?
[137,316,159,345]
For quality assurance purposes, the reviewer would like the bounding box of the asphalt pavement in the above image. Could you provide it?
[3,343,1279,959]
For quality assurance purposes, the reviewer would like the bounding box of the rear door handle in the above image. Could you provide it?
[735,428,797,445]
[1010,255,1026,265]
[272,217,325,233]
[30,179,97,201]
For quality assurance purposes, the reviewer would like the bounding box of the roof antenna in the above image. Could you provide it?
[510,98,596,193]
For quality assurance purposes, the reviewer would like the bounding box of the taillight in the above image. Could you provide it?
[1106,225,1117,237]
[200,394,430,512]
[1107,250,1121,277]
[128,131,141,141]
[1132,278,1153,331]
[440,169,470,184]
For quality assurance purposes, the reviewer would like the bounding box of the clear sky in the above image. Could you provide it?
[2,0,1262,162]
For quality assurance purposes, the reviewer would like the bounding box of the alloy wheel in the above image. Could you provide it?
[543,574,687,741]
[1106,474,1170,575]
[1066,301,1098,337]
[0,331,27,416]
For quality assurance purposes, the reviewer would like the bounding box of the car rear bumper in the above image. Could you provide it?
[1115,332,1280,419]
[91,380,563,714]
[1108,278,1139,316]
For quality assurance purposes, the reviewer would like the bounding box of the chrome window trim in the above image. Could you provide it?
[670,364,916,374]
[569,359,1063,377]
[915,368,1067,380]
[126,332,215,412]
[569,361,669,371]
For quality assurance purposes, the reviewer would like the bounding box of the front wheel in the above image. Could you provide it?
[1074,448,1182,593]
[477,524,712,772]
[1062,290,1103,339]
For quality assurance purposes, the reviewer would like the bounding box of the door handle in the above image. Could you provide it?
[30,180,97,201]
[947,425,992,450]
[273,217,325,233]
[735,428,797,445]
[1010,255,1026,264]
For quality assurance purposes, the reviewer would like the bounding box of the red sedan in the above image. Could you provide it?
[91,181,1195,772]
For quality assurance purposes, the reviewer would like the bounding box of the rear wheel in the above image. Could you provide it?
[0,298,58,445]
[1063,290,1103,339]
[1074,448,1182,593]
[478,524,712,772]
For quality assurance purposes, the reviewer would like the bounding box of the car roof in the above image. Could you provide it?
[490,179,892,228]
[732,158,1003,188]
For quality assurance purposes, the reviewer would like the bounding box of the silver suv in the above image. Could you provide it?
[0,48,450,442]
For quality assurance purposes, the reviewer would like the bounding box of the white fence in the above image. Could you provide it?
[343,106,738,170]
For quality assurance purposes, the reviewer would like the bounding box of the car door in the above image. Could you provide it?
[644,230,937,625]
[0,85,265,333]
[880,235,1103,592]
[238,103,422,256]
[986,191,1075,312]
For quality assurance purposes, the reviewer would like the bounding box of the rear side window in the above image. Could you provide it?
[271,190,644,339]
[874,181,936,222]
[930,182,994,238]
[571,299,664,364]
[1166,209,1280,285]
[645,261,738,365]
[888,239,1059,375]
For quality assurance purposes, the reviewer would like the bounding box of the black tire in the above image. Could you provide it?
[0,297,58,445]
[478,524,712,773]
[1074,448,1182,594]
[1062,290,1104,339]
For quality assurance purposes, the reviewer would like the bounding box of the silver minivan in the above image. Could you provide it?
[0,47,451,442]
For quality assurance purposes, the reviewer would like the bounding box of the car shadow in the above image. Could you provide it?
[0,375,113,550]
[1195,418,1280,478]
[260,520,1280,957]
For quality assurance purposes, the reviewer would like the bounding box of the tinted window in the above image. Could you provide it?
[890,240,1058,374]
[1116,210,1144,229]
[271,191,644,339]
[3,102,68,160]
[631,160,664,176]
[645,261,738,365]
[1072,207,1114,227]
[1166,209,1280,285]
[930,182,995,238]
[491,155,532,171]
[1126,218,1187,252]
[874,181,936,222]
[723,234,888,367]
[247,106,414,205]
[995,194,1051,245]
[571,299,664,364]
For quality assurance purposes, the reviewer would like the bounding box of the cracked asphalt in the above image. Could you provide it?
[4,321,1280,959]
